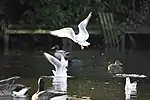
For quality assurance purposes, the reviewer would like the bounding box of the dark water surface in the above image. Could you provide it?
[0,48,150,100]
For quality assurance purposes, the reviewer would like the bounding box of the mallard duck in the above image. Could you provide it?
[49,12,92,50]
[51,45,70,60]
[31,77,67,100]
[108,60,123,74]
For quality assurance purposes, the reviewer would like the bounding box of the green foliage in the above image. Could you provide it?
[20,0,92,29]
[97,0,128,13]
[19,0,148,28]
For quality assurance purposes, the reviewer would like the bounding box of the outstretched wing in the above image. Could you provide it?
[60,55,68,67]
[44,52,61,72]
[50,27,76,42]
[0,76,20,84]
[77,12,92,40]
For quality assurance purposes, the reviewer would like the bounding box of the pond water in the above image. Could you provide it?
[0,47,150,100]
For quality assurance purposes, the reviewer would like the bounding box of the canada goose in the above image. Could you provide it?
[31,77,67,100]
[108,60,123,74]
[31,77,45,100]
[49,12,92,50]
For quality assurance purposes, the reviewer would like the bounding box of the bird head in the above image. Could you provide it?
[38,77,45,92]
[126,77,131,85]
[114,60,123,66]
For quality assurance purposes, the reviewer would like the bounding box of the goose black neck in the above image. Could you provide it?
[38,78,45,92]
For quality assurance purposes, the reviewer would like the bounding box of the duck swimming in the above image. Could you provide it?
[31,77,46,100]
[49,12,92,50]
[108,60,123,74]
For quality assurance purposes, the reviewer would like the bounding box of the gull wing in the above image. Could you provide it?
[44,52,61,72]
[77,12,92,40]
[60,55,68,67]
[50,27,76,42]
[0,76,20,84]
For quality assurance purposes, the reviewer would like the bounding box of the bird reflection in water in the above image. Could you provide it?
[125,77,137,100]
